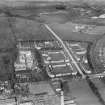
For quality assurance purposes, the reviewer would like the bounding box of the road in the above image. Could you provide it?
[5,13,105,42]
[44,24,85,78]
[43,23,105,105]
[48,22,105,42]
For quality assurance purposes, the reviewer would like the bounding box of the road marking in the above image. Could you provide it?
[44,24,85,78]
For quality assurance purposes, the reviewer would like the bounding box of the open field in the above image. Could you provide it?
[68,79,102,105]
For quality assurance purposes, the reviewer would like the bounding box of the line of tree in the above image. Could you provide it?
[86,76,105,105]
